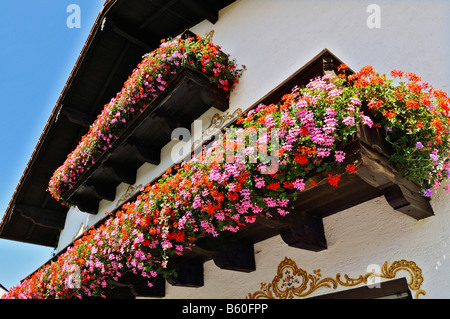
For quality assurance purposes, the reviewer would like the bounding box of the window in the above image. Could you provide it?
[311,278,412,299]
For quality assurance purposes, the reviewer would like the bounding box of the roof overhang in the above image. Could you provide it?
[0,0,236,247]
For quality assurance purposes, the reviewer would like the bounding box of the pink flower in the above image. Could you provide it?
[361,113,373,128]
[277,208,290,216]
[317,148,331,158]
[343,116,355,126]
[350,97,362,105]
[334,150,346,163]
[293,178,305,191]
[254,176,265,188]
[161,240,173,250]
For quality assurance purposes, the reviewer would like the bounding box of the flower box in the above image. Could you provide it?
[48,32,245,212]
[48,31,245,208]
[65,67,230,214]
[165,123,433,281]
[5,65,448,299]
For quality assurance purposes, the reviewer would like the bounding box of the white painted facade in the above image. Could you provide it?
[56,0,450,298]
[0,284,7,298]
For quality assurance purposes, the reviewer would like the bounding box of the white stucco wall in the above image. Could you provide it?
[57,0,450,298]
[160,192,450,299]
[0,285,7,298]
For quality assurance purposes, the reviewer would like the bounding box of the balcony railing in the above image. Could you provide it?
[65,67,229,214]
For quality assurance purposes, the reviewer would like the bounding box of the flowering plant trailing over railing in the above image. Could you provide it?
[346,66,450,196]
[4,65,449,299]
[48,34,246,203]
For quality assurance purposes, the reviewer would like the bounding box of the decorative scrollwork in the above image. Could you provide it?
[115,184,143,208]
[247,257,425,299]
[204,108,243,137]
[192,108,243,150]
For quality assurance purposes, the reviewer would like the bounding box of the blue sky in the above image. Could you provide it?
[0,0,105,290]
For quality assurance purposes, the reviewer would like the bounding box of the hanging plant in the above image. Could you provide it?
[4,65,449,299]
[346,66,450,196]
[48,34,246,203]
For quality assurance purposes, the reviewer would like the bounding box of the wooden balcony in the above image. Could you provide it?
[64,67,229,214]
[92,52,435,298]
[102,122,434,298]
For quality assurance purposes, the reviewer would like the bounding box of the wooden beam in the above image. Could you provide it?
[322,52,336,75]
[137,0,180,30]
[104,161,136,185]
[280,214,327,252]
[106,19,152,51]
[118,272,166,298]
[61,106,96,128]
[104,285,135,299]
[311,277,411,299]
[130,143,161,165]
[213,241,256,272]
[85,181,116,202]
[154,113,191,136]
[72,195,99,215]
[384,185,434,220]
[87,41,132,117]
[356,141,434,219]
[180,0,220,24]
[167,258,204,287]
[134,274,166,298]
[15,204,66,230]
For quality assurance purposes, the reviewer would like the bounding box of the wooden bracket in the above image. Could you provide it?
[280,214,327,251]
[213,241,256,273]
[85,180,116,202]
[384,184,434,220]
[15,204,66,230]
[129,142,161,166]
[61,106,96,128]
[112,272,166,298]
[356,141,434,220]
[71,193,99,215]
[104,161,137,185]
[167,258,204,287]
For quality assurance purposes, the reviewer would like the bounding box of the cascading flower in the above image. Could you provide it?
[349,65,450,196]
[4,65,450,299]
[48,34,246,203]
